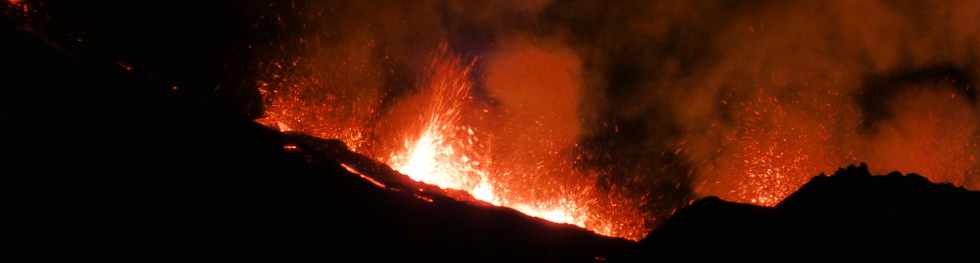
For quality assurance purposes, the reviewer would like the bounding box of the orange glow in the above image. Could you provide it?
[8,0,28,13]
[341,163,387,189]
[413,194,435,203]
[692,94,853,207]
[259,45,647,240]
[385,51,589,227]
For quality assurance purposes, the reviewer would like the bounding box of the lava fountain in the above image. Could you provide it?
[385,52,584,226]
[259,45,647,240]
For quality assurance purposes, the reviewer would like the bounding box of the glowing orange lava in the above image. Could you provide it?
[258,45,647,240]
[386,52,587,227]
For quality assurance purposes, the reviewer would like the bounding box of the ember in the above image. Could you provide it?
[8,1,980,260]
[249,0,980,242]
[259,45,648,240]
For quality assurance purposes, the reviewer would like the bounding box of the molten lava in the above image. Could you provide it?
[384,54,586,226]
[258,45,647,240]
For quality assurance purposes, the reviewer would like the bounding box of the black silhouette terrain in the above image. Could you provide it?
[3,10,629,261]
[625,164,980,260]
[5,4,979,262]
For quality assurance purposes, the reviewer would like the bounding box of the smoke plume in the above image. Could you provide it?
[257,0,980,226]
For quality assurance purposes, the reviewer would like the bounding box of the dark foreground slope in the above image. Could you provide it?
[625,164,980,260]
[7,8,979,261]
[2,13,628,262]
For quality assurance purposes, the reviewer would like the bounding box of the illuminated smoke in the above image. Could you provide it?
[550,0,980,205]
[256,0,980,237]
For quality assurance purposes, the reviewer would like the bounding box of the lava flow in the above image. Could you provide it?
[259,46,648,240]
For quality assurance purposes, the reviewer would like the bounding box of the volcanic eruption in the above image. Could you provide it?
[247,0,980,242]
[260,43,648,240]
[5,0,980,260]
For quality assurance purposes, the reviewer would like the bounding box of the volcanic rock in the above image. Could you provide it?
[624,163,980,260]
[3,17,629,262]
